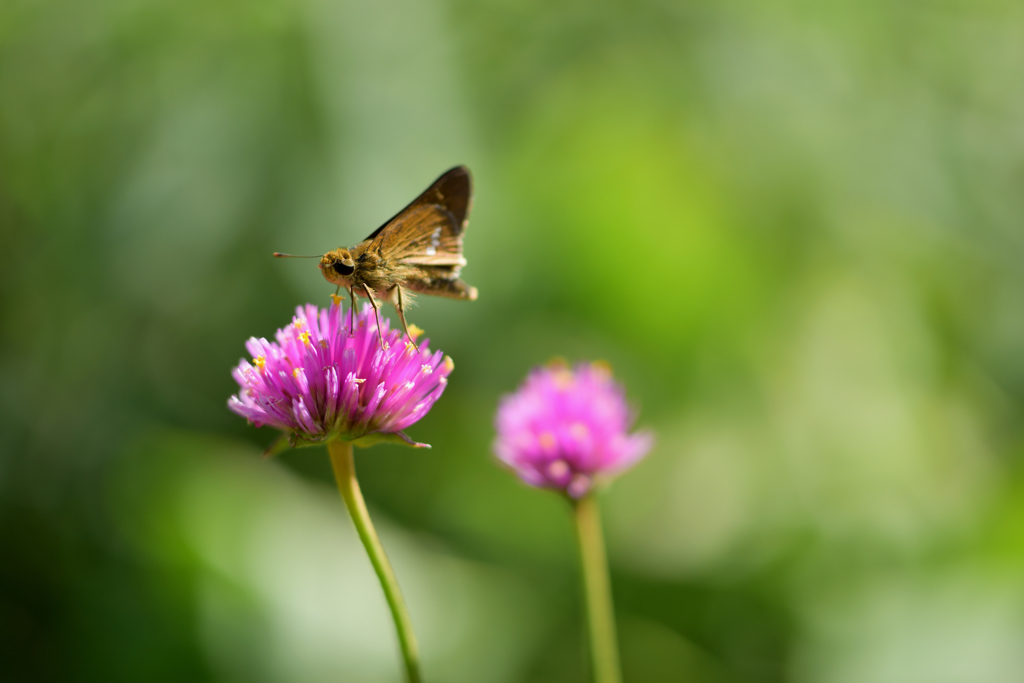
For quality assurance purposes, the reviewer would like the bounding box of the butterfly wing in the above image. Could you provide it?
[364,166,472,270]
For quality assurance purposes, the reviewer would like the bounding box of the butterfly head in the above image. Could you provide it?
[319,248,356,287]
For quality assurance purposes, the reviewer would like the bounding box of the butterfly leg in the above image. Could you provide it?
[348,286,358,336]
[389,285,419,351]
[361,283,387,350]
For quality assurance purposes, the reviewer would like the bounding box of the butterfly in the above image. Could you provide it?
[275,166,477,349]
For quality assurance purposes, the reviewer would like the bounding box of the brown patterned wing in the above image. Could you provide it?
[363,166,472,270]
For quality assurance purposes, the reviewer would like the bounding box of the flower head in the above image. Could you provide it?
[229,299,453,449]
[494,361,653,498]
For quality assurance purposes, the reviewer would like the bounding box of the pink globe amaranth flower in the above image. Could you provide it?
[228,297,453,450]
[494,361,653,499]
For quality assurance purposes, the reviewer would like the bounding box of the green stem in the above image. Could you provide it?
[573,494,622,683]
[328,439,422,683]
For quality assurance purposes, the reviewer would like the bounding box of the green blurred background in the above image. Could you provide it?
[4,0,1024,681]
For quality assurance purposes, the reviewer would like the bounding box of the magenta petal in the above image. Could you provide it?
[493,362,653,497]
[227,300,452,445]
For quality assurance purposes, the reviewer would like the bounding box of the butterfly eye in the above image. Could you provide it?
[332,261,355,276]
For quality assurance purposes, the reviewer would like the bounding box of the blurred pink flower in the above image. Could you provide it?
[229,298,453,449]
[494,361,653,498]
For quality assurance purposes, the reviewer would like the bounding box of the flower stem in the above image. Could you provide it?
[328,439,422,683]
[572,494,622,683]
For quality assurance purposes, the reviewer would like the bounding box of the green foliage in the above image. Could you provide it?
[3,0,1024,680]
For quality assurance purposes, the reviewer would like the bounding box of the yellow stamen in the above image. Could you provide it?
[421,364,432,375]
[407,324,424,341]
[293,368,302,379]
[253,355,266,370]
[319,339,328,349]
[552,368,573,390]
[294,319,305,329]
[443,356,455,373]
[548,460,569,478]
[330,292,344,306]
[569,422,589,441]
[299,330,311,345]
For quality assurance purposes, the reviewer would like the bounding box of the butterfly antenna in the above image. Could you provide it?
[273,252,322,258]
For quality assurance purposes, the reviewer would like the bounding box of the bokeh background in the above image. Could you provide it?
[4,0,1024,681]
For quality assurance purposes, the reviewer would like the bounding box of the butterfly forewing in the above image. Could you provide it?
[364,166,472,242]
[415,165,471,231]
[370,203,466,268]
